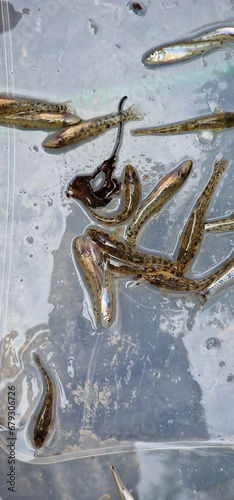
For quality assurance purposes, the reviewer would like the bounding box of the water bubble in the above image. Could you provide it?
[206,337,221,350]
[193,130,220,151]
[26,235,34,244]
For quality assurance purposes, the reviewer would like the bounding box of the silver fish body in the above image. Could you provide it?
[111,466,135,500]
[203,261,234,299]
[204,213,234,233]
[143,38,224,66]
[199,26,234,41]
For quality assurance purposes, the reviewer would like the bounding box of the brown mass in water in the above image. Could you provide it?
[66,96,127,209]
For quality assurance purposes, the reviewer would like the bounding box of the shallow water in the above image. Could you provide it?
[1,0,234,498]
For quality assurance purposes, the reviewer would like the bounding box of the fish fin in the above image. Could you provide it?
[208,100,224,114]
[160,288,170,299]
[126,104,143,121]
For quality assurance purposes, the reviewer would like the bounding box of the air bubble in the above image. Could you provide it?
[206,337,221,350]
[26,236,34,244]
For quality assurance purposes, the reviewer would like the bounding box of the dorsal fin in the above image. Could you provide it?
[208,100,224,114]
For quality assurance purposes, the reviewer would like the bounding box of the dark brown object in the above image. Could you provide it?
[66,96,127,208]
[33,353,54,448]
[133,3,143,10]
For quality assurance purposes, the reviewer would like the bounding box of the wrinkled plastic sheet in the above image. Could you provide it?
[1,0,234,498]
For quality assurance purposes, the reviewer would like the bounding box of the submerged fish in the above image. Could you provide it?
[204,213,234,233]
[0,94,74,114]
[131,103,234,136]
[100,256,115,328]
[73,237,102,325]
[201,256,234,300]
[87,227,177,272]
[111,465,135,500]
[125,160,192,244]
[177,158,229,275]
[198,26,234,42]
[33,353,55,448]
[43,102,142,149]
[142,25,234,66]
[0,110,82,129]
[89,164,141,225]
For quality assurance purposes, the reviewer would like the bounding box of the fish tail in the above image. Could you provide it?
[125,104,143,122]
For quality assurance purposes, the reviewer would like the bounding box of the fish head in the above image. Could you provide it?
[143,48,165,65]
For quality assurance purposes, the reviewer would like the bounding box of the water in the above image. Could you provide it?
[1,0,234,498]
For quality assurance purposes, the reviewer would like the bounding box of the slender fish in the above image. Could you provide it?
[33,353,55,448]
[176,158,229,275]
[201,256,234,299]
[142,269,206,292]
[125,160,192,244]
[87,227,177,272]
[100,256,115,328]
[204,213,234,233]
[199,26,234,41]
[142,29,233,66]
[0,111,82,129]
[131,103,234,136]
[73,237,102,324]
[111,465,135,500]
[89,165,141,225]
[0,94,74,114]
[43,103,142,149]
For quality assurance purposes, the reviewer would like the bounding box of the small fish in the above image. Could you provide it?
[33,352,55,448]
[100,255,115,328]
[204,213,234,233]
[43,102,142,149]
[73,237,102,324]
[131,103,234,136]
[201,256,234,299]
[125,160,192,244]
[142,269,206,292]
[0,111,82,129]
[89,164,141,225]
[142,30,231,66]
[0,94,74,114]
[111,465,135,500]
[199,26,234,42]
[177,157,229,275]
[87,227,177,272]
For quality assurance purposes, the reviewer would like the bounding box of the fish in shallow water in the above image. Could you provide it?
[176,157,229,275]
[100,255,115,328]
[111,465,135,500]
[73,237,103,325]
[0,110,82,129]
[131,103,234,136]
[125,160,192,244]
[87,227,177,272]
[0,94,74,114]
[201,256,234,300]
[204,212,234,233]
[142,26,234,66]
[33,353,55,448]
[43,102,142,149]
